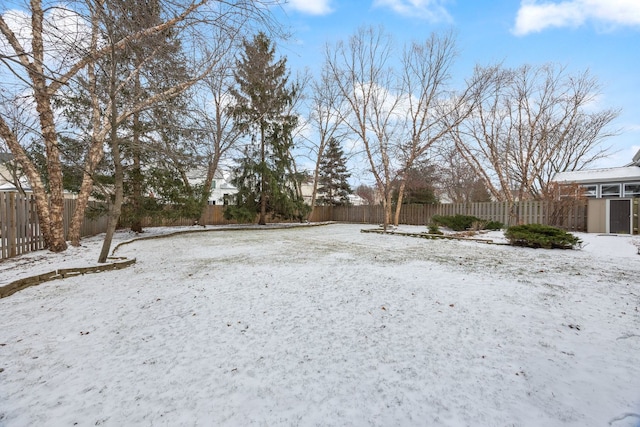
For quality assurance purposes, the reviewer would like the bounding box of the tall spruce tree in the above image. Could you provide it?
[317,137,351,206]
[228,32,308,224]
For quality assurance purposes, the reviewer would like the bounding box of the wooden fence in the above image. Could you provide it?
[1,192,109,260]
[308,200,587,231]
[0,192,43,259]
[1,191,586,260]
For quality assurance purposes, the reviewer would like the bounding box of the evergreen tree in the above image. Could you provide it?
[228,32,308,224]
[393,162,439,205]
[316,137,351,206]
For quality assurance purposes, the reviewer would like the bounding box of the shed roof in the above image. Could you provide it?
[553,166,640,184]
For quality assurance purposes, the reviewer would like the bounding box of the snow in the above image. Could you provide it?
[1,223,639,427]
[553,166,640,184]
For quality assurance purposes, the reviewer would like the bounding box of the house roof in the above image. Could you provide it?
[553,166,640,184]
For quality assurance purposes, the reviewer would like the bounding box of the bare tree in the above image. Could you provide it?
[0,0,280,253]
[436,145,491,203]
[301,62,347,211]
[324,27,475,228]
[324,26,404,230]
[191,39,243,210]
[450,63,619,207]
[391,31,470,225]
[355,183,376,205]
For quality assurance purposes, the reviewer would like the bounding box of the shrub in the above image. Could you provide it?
[223,205,256,223]
[427,223,443,235]
[432,214,479,231]
[505,224,581,249]
[484,220,503,231]
[431,214,500,231]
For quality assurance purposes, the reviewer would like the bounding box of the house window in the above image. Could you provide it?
[623,183,640,197]
[601,184,621,197]
[211,180,216,189]
[581,184,597,197]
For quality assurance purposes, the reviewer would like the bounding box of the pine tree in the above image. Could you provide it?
[316,137,352,206]
[228,32,308,224]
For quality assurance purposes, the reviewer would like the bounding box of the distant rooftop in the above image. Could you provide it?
[553,148,640,184]
[554,166,640,184]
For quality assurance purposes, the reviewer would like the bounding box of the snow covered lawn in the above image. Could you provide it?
[1,223,639,426]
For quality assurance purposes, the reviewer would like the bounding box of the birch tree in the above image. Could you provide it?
[324,26,402,230]
[390,31,469,225]
[0,0,279,253]
[449,63,619,205]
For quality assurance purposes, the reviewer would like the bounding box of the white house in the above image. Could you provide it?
[185,168,238,205]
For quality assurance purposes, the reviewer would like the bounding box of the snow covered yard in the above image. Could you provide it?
[1,223,639,427]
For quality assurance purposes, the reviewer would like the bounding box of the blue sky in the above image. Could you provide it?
[274,0,640,168]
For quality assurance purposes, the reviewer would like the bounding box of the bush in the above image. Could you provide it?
[427,223,443,235]
[432,214,502,231]
[505,224,581,249]
[223,205,257,223]
[431,214,479,231]
[484,220,503,231]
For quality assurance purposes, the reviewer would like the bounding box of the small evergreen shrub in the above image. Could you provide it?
[505,224,581,249]
[427,223,443,235]
[432,215,503,231]
[431,214,478,231]
[484,220,503,231]
[223,205,257,223]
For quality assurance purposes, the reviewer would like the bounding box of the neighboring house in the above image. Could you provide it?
[0,152,31,192]
[300,178,365,206]
[185,168,238,205]
[347,194,365,206]
[553,149,640,234]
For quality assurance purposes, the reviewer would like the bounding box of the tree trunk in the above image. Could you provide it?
[258,123,267,225]
[69,20,104,247]
[69,162,100,246]
[27,0,66,252]
[98,43,125,263]
[393,179,406,226]
[98,138,125,263]
[130,71,143,233]
[130,115,143,233]
[0,119,54,248]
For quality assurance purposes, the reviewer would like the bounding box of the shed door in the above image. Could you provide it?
[609,199,631,234]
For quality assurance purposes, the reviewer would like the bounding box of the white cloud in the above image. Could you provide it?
[0,6,92,68]
[373,0,453,22]
[513,0,640,35]
[286,0,334,15]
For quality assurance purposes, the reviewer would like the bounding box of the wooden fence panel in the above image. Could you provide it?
[1,192,110,260]
[0,191,588,261]
[304,200,586,231]
[0,192,45,259]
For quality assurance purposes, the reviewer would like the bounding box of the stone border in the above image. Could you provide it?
[360,228,506,244]
[110,221,335,255]
[0,257,136,299]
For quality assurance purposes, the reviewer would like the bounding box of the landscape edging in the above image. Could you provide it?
[110,222,335,255]
[0,257,136,299]
[1,222,334,299]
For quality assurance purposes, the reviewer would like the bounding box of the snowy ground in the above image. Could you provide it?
[1,223,639,427]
